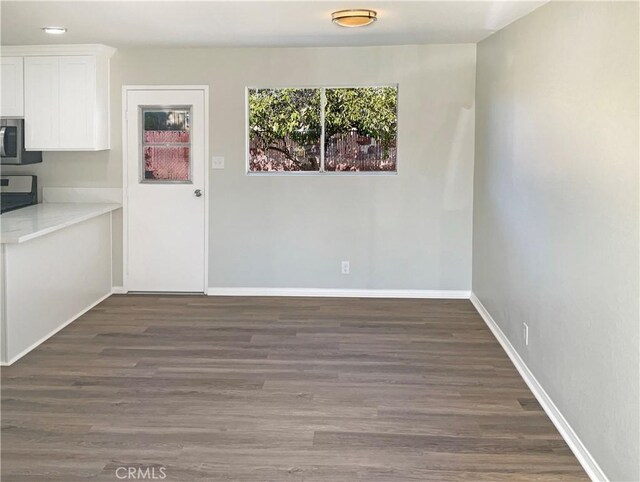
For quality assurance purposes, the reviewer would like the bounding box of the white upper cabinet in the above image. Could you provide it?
[5,45,115,151]
[1,57,24,117]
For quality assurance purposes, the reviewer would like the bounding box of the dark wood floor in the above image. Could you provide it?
[1,295,587,481]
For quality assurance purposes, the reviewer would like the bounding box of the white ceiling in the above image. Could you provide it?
[1,1,546,48]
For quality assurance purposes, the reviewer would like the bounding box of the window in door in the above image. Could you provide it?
[141,107,192,182]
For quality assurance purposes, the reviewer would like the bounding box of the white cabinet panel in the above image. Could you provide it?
[24,56,59,150]
[59,56,96,149]
[2,213,113,363]
[1,57,24,117]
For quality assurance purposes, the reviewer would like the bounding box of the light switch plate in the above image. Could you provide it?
[211,156,225,169]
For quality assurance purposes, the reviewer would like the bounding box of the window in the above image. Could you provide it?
[141,107,191,182]
[248,89,321,172]
[247,86,398,173]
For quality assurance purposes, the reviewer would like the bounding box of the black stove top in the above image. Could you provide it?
[0,176,38,214]
[1,197,35,214]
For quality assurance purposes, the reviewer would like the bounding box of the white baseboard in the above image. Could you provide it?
[111,286,127,294]
[0,291,113,366]
[207,287,471,299]
[470,292,608,482]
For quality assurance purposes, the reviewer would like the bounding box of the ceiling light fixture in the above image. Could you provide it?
[331,9,377,28]
[42,27,67,35]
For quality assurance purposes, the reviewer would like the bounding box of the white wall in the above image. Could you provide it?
[473,2,639,480]
[5,44,477,291]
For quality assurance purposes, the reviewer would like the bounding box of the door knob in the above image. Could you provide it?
[194,189,202,197]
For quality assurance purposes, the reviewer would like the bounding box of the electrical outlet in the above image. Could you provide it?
[523,323,529,346]
[341,261,350,275]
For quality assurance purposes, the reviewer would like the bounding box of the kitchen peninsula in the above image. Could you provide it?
[1,202,120,364]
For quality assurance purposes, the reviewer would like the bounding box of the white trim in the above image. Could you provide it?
[203,87,210,292]
[121,85,210,294]
[207,287,470,299]
[121,89,129,292]
[1,44,116,57]
[246,83,399,90]
[123,85,209,91]
[469,293,608,482]
[0,291,112,366]
[0,245,7,362]
[246,171,398,177]
[320,88,326,172]
[110,213,113,302]
[111,286,128,294]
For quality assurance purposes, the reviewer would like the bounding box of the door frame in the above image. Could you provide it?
[121,85,210,293]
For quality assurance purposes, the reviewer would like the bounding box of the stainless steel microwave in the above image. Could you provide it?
[0,119,42,165]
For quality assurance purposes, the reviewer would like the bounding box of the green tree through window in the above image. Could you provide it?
[248,86,397,172]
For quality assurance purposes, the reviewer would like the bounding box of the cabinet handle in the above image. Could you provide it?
[0,127,6,157]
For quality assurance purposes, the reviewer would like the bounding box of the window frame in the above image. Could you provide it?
[245,84,399,176]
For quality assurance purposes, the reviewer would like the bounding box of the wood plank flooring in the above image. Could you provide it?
[1,295,587,481]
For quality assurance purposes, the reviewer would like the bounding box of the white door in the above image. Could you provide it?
[126,88,207,292]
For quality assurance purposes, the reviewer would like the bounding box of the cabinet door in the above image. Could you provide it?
[59,56,96,149]
[1,57,24,117]
[24,56,59,149]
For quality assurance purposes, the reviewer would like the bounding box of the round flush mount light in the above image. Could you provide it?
[331,9,377,28]
[42,27,67,35]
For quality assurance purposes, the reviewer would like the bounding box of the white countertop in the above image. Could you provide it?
[1,203,121,244]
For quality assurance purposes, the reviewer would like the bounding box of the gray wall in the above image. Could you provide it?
[473,2,639,480]
[3,5,638,477]
[5,44,477,291]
